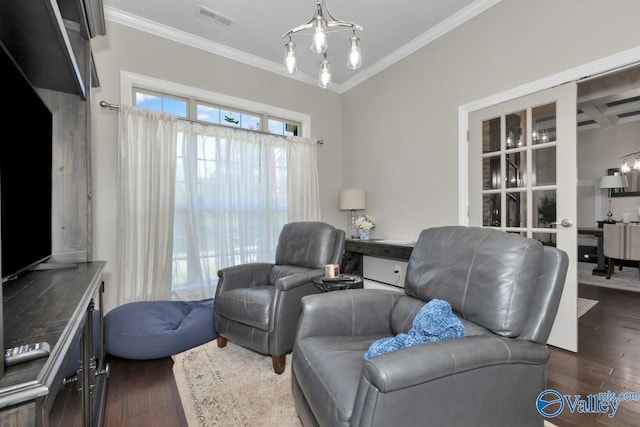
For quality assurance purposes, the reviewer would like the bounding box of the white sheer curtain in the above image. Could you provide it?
[117,106,321,303]
[287,136,321,222]
[117,106,178,304]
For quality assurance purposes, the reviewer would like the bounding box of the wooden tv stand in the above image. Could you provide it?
[0,261,107,426]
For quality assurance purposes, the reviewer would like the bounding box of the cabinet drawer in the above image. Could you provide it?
[345,240,412,261]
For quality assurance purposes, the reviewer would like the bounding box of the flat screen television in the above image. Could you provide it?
[1,39,53,378]
[0,40,53,283]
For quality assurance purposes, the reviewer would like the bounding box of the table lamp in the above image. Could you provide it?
[339,188,366,238]
[599,174,628,223]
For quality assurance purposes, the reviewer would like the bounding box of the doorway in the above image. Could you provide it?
[576,65,640,287]
[458,48,640,353]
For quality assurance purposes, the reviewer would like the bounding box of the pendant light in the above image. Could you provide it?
[346,29,362,70]
[319,54,332,89]
[284,35,297,74]
[282,0,362,88]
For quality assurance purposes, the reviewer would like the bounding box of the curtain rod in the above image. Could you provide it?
[99,101,323,144]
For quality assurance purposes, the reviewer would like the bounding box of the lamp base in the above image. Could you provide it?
[348,210,359,239]
[605,198,616,223]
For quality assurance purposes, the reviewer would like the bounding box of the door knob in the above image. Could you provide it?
[550,219,574,228]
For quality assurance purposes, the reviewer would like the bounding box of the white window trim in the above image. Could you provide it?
[120,71,311,137]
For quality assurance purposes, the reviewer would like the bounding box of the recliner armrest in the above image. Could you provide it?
[362,335,549,393]
[297,290,404,339]
[274,269,323,291]
[216,263,274,292]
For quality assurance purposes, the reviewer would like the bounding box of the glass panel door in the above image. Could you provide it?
[468,83,578,352]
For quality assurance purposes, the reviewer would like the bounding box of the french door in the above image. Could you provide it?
[468,82,578,352]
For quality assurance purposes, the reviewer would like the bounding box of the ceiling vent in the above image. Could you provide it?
[197,6,235,27]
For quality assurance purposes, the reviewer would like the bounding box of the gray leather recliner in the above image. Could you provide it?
[292,226,568,426]
[214,221,345,374]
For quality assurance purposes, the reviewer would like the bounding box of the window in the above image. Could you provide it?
[126,79,311,299]
[133,87,302,136]
[134,88,188,118]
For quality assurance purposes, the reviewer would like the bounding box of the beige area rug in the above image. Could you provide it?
[173,341,302,427]
[174,341,560,427]
[577,297,598,318]
[578,261,640,292]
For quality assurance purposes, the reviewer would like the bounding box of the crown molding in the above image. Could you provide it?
[104,1,499,94]
[339,0,501,92]
[104,6,349,93]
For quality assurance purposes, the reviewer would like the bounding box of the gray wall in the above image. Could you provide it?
[91,0,640,310]
[341,0,640,240]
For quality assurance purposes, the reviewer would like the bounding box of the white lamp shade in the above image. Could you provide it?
[339,188,366,210]
[599,174,628,189]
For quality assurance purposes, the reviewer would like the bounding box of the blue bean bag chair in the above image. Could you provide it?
[105,298,216,360]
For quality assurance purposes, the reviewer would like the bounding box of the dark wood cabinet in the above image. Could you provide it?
[0,0,105,265]
[0,262,108,426]
[0,0,106,98]
[0,3,107,425]
[343,239,414,275]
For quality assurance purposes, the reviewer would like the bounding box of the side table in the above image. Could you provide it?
[313,275,364,292]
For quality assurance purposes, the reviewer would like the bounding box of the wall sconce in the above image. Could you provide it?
[339,188,366,238]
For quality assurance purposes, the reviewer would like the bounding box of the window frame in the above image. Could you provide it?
[122,71,310,137]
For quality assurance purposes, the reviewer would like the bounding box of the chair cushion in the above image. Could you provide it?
[405,226,543,337]
[293,335,385,427]
[105,298,215,360]
[214,286,274,330]
[275,222,337,268]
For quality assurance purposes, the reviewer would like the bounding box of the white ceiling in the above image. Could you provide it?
[577,65,640,131]
[101,0,497,92]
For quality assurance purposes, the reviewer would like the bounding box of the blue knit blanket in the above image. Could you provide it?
[364,299,465,360]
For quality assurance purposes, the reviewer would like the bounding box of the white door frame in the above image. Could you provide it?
[458,46,640,225]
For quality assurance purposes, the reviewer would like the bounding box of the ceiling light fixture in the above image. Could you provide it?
[282,0,363,89]
[619,150,640,172]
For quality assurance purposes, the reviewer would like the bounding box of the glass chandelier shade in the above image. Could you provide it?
[311,16,328,54]
[282,0,362,88]
[347,31,362,70]
[284,39,297,74]
[319,55,332,89]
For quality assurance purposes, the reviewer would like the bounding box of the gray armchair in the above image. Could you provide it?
[214,221,345,374]
[292,226,568,426]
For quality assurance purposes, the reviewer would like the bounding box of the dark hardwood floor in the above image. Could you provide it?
[548,284,640,426]
[103,356,188,427]
[95,284,640,427]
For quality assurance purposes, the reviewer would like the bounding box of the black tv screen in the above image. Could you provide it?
[0,41,53,282]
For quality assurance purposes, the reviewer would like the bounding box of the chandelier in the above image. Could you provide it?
[620,150,640,173]
[282,0,363,89]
